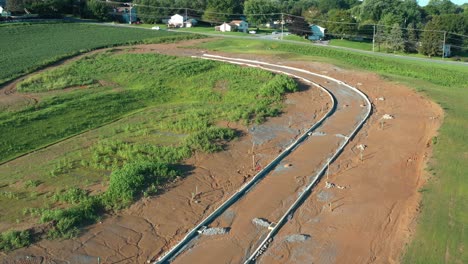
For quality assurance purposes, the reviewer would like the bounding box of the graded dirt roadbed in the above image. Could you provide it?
[161,56,369,263]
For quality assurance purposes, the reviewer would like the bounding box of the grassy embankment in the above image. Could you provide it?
[328,39,373,51]
[197,38,467,264]
[0,52,297,250]
[0,23,203,85]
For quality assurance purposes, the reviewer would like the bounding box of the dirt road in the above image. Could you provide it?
[163,55,369,263]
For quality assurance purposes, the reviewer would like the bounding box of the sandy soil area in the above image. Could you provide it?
[2,40,442,264]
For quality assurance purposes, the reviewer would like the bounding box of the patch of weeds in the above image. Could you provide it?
[0,230,32,252]
[102,161,178,210]
[52,187,88,205]
[49,158,74,177]
[0,191,20,200]
[40,196,103,239]
[185,127,236,153]
[24,180,41,188]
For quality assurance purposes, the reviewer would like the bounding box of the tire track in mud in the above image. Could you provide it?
[154,55,371,263]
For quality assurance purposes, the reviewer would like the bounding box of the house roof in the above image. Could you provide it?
[310,24,326,30]
[230,20,246,24]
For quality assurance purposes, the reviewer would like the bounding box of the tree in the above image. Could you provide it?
[244,0,280,26]
[28,0,71,17]
[386,23,405,52]
[85,0,108,21]
[397,0,422,26]
[405,22,418,53]
[423,14,468,55]
[6,0,26,12]
[325,9,356,39]
[419,18,444,57]
[287,15,310,37]
[202,0,242,23]
[379,13,403,29]
[317,0,359,13]
[425,0,461,16]
[374,24,385,51]
[354,0,397,22]
[134,0,173,23]
[302,6,321,24]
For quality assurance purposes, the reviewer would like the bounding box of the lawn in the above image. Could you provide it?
[196,38,468,263]
[283,34,310,43]
[0,51,297,249]
[0,23,200,85]
[328,39,373,51]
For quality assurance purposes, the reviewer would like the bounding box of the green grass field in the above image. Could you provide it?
[196,38,467,263]
[0,49,297,249]
[0,23,201,85]
[328,39,373,51]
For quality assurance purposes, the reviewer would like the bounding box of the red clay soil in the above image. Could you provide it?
[2,41,442,264]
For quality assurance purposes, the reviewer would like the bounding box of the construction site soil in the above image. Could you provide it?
[2,39,442,264]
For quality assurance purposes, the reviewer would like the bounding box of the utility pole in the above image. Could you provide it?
[128,4,132,24]
[185,8,188,21]
[281,13,284,40]
[372,24,376,52]
[442,31,446,59]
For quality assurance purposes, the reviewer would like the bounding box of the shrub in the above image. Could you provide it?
[103,161,178,209]
[0,230,32,251]
[52,187,88,205]
[24,179,41,188]
[185,127,236,153]
[40,197,103,239]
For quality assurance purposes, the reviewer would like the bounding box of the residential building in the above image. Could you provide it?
[230,20,249,33]
[308,25,326,41]
[168,14,184,27]
[216,22,233,32]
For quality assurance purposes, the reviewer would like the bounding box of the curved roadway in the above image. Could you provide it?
[154,55,371,263]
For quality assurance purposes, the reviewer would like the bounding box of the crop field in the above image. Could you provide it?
[196,38,468,263]
[0,23,202,85]
[0,51,297,250]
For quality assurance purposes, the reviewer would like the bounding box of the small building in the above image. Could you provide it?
[168,14,184,28]
[216,22,233,32]
[230,20,249,33]
[185,18,198,28]
[168,14,197,28]
[308,25,326,41]
[443,44,451,58]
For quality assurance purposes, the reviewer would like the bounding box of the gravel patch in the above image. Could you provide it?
[252,218,271,228]
[200,227,230,236]
[285,234,311,243]
[317,190,334,202]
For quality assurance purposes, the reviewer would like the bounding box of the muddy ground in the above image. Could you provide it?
[2,39,442,264]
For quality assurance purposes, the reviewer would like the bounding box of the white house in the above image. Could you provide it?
[217,22,233,32]
[230,20,249,33]
[168,14,184,27]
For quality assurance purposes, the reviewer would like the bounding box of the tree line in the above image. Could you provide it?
[4,0,468,57]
